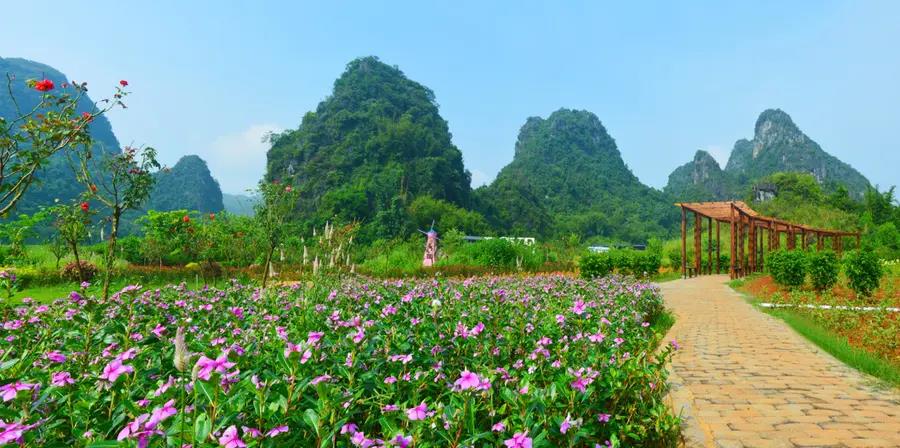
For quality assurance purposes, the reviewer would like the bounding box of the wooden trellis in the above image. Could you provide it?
[676,201,861,279]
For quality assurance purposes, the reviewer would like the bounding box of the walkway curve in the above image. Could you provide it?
[660,275,900,448]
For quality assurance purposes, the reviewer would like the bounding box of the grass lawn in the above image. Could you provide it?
[5,276,233,304]
[731,276,900,388]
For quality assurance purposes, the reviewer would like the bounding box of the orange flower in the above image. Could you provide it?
[182,215,190,223]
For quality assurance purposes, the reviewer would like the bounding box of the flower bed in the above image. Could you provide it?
[0,274,679,447]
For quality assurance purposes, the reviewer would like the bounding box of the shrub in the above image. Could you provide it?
[62,260,98,282]
[807,250,839,292]
[199,260,223,279]
[631,251,662,277]
[843,250,883,298]
[666,248,682,270]
[476,238,517,268]
[768,250,806,288]
[116,236,144,264]
[580,252,613,279]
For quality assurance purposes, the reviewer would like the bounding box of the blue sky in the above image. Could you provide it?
[2,1,898,194]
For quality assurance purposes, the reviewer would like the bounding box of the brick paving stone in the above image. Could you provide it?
[661,275,900,448]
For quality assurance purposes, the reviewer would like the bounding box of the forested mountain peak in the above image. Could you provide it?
[475,108,677,241]
[265,56,471,239]
[147,155,224,213]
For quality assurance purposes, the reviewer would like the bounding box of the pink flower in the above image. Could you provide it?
[219,425,246,448]
[195,353,236,381]
[0,382,36,402]
[51,371,74,387]
[147,399,177,429]
[100,359,134,384]
[492,422,506,432]
[266,425,289,438]
[392,434,412,447]
[504,432,532,448]
[46,351,66,363]
[597,413,611,423]
[454,369,481,391]
[406,402,427,421]
[307,331,324,346]
[0,420,33,445]
[310,374,331,385]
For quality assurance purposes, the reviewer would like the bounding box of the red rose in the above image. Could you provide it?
[81,112,93,122]
[80,202,89,212]
[119,80,128,87]
[34,79,54,92]
[182,215,190,223]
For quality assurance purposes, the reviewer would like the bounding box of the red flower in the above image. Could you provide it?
[80,202,89,212]
[209,213,216,220]
[89,184,98,193]
[284,186,293,193]
[81,112,93,122]
[34,79,55,92]
[182,215,190,223]
[119,80,128,87]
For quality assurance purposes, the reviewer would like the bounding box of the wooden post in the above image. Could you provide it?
[681,206,687,278]
[716,220,721,274]
[855,233,860,249]
[817,232,824,251]
[833,234,840,253]
[730,205,736,279]
[801,229,807,250]
[758,225,765,272]
[707,217,712,275]
[694,212,702,275]
[749,221,756,272]
[738,215,745,275]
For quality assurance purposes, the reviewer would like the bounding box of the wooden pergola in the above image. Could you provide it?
[676,201,861,279]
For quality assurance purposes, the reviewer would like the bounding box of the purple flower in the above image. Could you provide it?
[392,434,412,447]
[406,402,427,421]
[100,359,134,384]
[266,425,289,438]
[51,371,74,387]
[504,432,532,448]
[492,422,506,432]
[0,381,37,402]
[195,353,236,381]
[219,425,246,448]
[454,369,481,391]
[46,351,66,363]
[147,399,177,429]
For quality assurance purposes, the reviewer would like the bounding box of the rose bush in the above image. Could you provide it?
[0,274,678,447]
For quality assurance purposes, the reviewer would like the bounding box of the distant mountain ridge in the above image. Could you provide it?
[665,109,871,200]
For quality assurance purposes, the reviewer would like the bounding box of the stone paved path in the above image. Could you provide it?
[661,275,900,448]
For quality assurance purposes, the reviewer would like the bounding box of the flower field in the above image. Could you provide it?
[0,275,679,447]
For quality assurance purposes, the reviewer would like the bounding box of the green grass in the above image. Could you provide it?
[732,284,900,388]
[768,309,900,387]
[4,276,232,304]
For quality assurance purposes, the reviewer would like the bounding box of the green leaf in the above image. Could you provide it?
[303,408,320,435]
[86,442,121,448]
[194,412,212,443]
[195,379,215,403]
[0,358,19,371]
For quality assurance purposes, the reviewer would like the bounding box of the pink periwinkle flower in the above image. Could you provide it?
[453,369,481,391]
[195,353,236,381]
[0,381,37,402]
[219,425,246,448]
[504,432,532,448]
[100,359,134,384]
[51,371,74,387]
[406,402,427,421]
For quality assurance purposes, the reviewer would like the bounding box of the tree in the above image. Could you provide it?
[0,76,121,216]
[254,181,298,288]
[48,202,93,281]
[72,146,159,298]
[0,211,47,259]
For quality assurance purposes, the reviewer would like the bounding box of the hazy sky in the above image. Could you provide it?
[2,1,898,194]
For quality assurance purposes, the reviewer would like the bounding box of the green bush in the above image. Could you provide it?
[116,236,144,264]
[843,250,883,298]
[768,250,806,288]
[665,248,682,270]
[477,238,518,268]
[631,251,662,277]
[62,260,98,282]
[580,252,613,279]
[806,250,839,292]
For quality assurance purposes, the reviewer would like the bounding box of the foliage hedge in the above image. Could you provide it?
[768,250,807,288]
[807,250,839,291]
[580,249,661,279]
[843,250,883,298]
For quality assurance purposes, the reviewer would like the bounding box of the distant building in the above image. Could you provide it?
[588,243,645,253]
[463,236,536,246]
